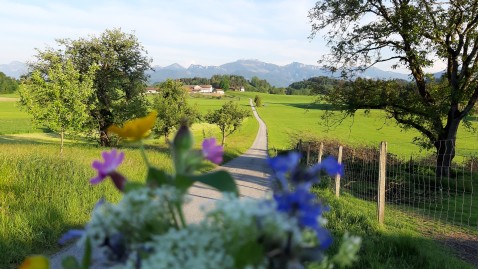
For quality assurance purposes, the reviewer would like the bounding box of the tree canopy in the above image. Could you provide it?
[205,101,250,146]
[19,59,96,153]
[152,79,200,142]
[0,72,19,94]
[29,28,152,146]
[309,0,478,175]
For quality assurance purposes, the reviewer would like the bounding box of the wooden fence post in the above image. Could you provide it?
[378,141,387,225]
[335,145,343,198]
[318,142,324,163]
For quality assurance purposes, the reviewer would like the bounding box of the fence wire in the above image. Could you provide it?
[296,139,478,230]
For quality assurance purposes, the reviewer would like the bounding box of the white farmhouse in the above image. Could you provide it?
[199,85,214,93]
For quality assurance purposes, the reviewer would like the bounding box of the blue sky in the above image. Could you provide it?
[0,0,438,73]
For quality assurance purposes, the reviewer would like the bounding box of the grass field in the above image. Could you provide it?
[1,92,476,268]
[0,101,42,134]
[227,92,478,158]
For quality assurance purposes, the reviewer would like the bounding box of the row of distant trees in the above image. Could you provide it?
[17,29,249,153]
[0,72,19,94]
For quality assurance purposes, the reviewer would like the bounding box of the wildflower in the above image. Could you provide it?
[316,156,344,177]
[108,111,157,141]
[19,255,49,269]
[274,187,332,249]
[58,229,84,245]
[268,152,301,188]
[202,138,224,164]
[90,149,126,191]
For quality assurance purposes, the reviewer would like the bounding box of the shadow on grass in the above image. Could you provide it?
[0,200,75,269]
[265,102,339,111]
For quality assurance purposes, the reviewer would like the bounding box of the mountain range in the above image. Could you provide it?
[0,59,411,87]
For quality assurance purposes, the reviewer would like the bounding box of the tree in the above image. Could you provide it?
[254,95,262,107]
[309,0,478,176]
[0,72,19,94]
[152,79,200,142]
[205,101,250,146]
[29,28,152,146]
[219,77,230,91]
[18,59,96,153]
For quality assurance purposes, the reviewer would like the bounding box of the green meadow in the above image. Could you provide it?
[230,92,478,158]
[0,92,476,268]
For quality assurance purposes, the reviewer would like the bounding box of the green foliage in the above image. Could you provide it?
[18,59,96,152]
[205,101,250,145]
[0,72,19,94]
[253,95,262,107]
[152,80,200,141]
[249,76,272,93]
[29,28,152,146]
[287,76,339,95]
[309,0,478,170]
[219,77,230,91]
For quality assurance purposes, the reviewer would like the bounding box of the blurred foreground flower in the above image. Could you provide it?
[89,149,126,191]
[202,138,224,164]
[32,119,359,269]
[18,256,49,269]
[108,111,157,141]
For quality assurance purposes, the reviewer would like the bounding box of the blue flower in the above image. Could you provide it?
[268,152,301,188]
[274,187,332,249]
[58,229,84,245]
[316,156,344,177]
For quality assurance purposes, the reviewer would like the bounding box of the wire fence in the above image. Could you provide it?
[295,139,478,230]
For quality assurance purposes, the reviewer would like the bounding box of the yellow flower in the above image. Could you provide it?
[18,255,49,269]
[108,111,158,141]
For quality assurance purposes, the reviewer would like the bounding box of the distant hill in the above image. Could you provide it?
[0,61,27,79]
[148,59,412,87]
[0,59,412,87]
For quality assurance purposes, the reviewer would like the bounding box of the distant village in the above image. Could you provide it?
[145,85,245,95]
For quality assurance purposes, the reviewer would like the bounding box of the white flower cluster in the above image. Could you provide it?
[83,186,182,249]
[205,194,303,248]
[114,224,234,269]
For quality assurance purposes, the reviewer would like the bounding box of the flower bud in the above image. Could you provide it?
[173,123,193,152]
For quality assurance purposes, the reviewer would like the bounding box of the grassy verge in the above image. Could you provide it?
[0,143,172,268]
[314,187,474,268]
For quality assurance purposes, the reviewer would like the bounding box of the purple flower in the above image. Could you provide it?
[274,187,332,249]
[90,149,126,190]
[202,138,223,164]
[58,229,84,245]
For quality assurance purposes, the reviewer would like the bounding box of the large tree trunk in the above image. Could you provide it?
[98,108,113,147]
[435,119,460,178]
[221,131,226,146]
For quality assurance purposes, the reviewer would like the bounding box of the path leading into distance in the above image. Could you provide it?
[49,98,271,268]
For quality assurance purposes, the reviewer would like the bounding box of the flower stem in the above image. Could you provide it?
[140,141,151,167]
[166,200,179,229]
[176,203,187,228]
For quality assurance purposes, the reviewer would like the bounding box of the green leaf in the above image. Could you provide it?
[189,170,238,195]
[82,237,92,269]
[123,182,144,193]
[234,240,264,268]
[146,167,171,187]
[174,175,195,193]
[61,256,81,269]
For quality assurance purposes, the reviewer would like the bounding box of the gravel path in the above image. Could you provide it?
[49,98,271,268]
